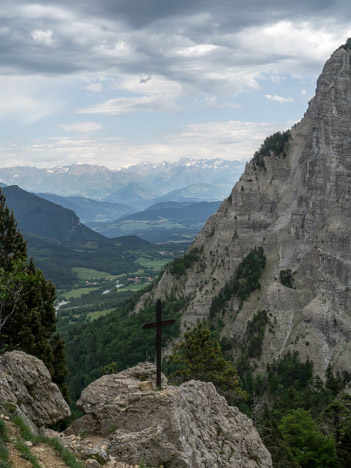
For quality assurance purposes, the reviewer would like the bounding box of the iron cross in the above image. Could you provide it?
[142,299,175,389]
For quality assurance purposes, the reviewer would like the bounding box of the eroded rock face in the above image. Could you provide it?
[0,350,70,427]
[67,363,272,468]
[133,44,351,376]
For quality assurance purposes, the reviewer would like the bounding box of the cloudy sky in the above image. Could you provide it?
[0,0,350,169]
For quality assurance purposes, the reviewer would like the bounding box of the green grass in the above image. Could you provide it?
[87,308,116,320]
[12,415,85,468]
[117,283,148,292]
[60,287,100,299]
[136,257,172,270]
[41,437,86,468]
[130,268,145,275]
[15,439,41,468]
[0,420,8,443]
[12,416,34,441]
[0,458,11,468]
[0,425,9,468]
[72,267,118,281]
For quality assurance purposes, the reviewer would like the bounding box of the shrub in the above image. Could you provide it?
[252,130,291,169]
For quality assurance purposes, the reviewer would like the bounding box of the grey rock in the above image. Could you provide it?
[85,461,100,468]
[64,414,97,436]
[133,43,351,377]
[105,461,135,468]
[86,460,101,468]
[82,447,108,463]
[68,363,272,468]
[0,350,70,427]
[68,362,167,437]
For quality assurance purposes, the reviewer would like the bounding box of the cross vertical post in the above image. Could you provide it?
[141,299,175,389]
[156,299,162,388]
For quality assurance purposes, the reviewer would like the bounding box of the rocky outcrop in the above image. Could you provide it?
[133,42,351,376]
[67,362,272,468]
[0,350,70,428]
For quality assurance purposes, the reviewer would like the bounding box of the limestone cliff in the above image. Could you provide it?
[134,42,351,376]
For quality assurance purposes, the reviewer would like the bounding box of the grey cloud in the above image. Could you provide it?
[57,0,340,29]
[0,0,350,89]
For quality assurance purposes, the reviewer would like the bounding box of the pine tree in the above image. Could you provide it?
[279,408,337,467]
[0,191,27,270]
[0,189,68,397]
[323,394,351,466]
[169,323,246,403]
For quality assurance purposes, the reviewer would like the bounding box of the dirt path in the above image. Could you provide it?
[31,442,68,468]
[5,421,76,468]
[6,422,33,468]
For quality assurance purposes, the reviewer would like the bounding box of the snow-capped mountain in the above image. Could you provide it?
[0,158,245,208]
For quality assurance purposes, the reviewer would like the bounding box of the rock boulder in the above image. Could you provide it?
[0,350,70,427]
[67,363,272,468]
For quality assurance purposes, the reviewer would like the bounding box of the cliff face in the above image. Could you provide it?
[137,44,351,376]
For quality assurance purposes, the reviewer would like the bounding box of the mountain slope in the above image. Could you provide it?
[154,183,232,203]
[25,233,152,287]
[133,42,351,377]
[92,201,221,242]
[105,181,159,207]
[36,193,133,223]
[2,185,104,243]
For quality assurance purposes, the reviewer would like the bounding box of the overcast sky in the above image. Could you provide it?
[0,0,350,169]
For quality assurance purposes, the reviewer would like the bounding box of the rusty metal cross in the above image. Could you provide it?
[142,299,175,389]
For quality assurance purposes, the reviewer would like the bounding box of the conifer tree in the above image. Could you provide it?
[0,189,68,397]
[0,191,27,270]
[279,408,337,467]
[169,323,246,403]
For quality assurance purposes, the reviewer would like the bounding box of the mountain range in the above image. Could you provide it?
[1,184,215,285]
[0,158,244,210]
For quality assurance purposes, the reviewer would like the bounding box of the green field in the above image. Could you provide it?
[87,308,116,321]
[117,283,148,292]
[114,220,185,233]
[60,287,100,299]
[136,257,172,270]
[72,267,118,281]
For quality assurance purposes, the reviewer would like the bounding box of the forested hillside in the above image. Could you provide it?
[0,190,68,398]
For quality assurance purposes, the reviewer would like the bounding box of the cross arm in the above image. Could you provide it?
[142,319,176,330]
